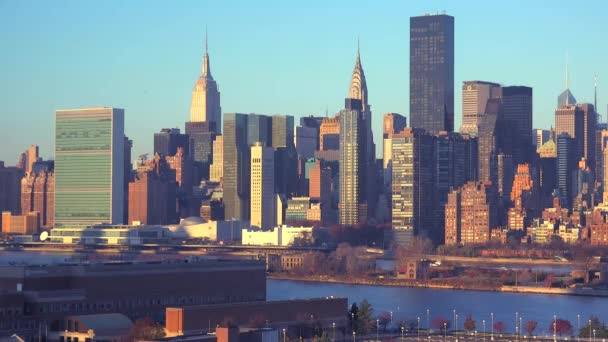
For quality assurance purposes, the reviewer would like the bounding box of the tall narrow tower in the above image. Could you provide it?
[190,31,222,132]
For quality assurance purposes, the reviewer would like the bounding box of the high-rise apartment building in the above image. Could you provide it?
[410,14,455,133]
[54,108,124,228]
[250,143,275,230]
[189,35,221,132]
[391,128,436,247]
[210,135,224,183]
[445,181,497,245]
[154,128,189,158]
[502,86,533,165]
[339,99,365,225]
[460,81,501,136]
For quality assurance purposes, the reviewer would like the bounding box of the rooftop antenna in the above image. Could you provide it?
[565,52,570,105]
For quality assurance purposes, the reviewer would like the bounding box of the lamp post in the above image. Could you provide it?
[577,314,580,342]
[589,319,592,340]
[453,310,456,332]
[593,329,596,342]
[283,328,286,342]
[553,315,557,342]
[444,322,447,342]
[332,323,336,342]
[401,326,404,342]
[518,317,522,342]
[426,309,430,335]
[353,331,356,342]
[376,319,379,342]
[390,311,393,323]
[482,320,486,341]
[417,317,420,339]
[515,312,519,338]
[455,314,459,332]
[490,313,494,341]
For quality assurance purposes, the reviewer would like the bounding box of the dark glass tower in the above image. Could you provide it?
[410,14,455,133]
[223,113,251,220]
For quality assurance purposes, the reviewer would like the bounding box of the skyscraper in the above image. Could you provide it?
[250,143,275,230]
[410,14,455,133]
[153,128,189,158]
[185,121,216,181]
[578,103,597,173]
[54,107,125,228]
[537,129,557,206]
[339,47,376,225]
[460,81,501,136]
[223,113,250,220]
[339,99,364,225]
[502,86,533,165]
[383,113,407,169]
[272,115,298,198]
[128,154,177,225]
[319,116,340,151]
[210,135,224,183]
[556,132,576,208]
[391,128,436,247]
[189,33,221,132]
[0,162,24,217]
[555,104,584,163]
[25,145,39,174]
[21,160,54,228]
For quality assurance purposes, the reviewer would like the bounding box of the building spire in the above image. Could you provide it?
[349,39,367,107]
[202,28,212,80]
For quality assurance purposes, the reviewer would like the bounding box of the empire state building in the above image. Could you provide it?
[190,34,221,132]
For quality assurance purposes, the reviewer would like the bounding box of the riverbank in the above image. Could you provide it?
[268,273,608,297]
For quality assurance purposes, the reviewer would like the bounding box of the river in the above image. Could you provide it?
[267,279,608,335]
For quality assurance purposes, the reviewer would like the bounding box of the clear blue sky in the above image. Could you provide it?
[1,0,606,163]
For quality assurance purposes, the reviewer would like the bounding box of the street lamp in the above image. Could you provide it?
[490,313,494,341]
[444,322,447,342]
[515,312,519,338]
[426,309,430,335]
[417,317,420,338]
[577,314,580,342]
[482,320,486,341]
[553,315,557,342]
[453,309,456,332]
[283,328,286,342]
[401,326,404,342]
[589,319,592,340]
[456,314,459,332]
[593,329,597,342]
[353,331,356,342]
[376,319,379,342]
[332,323,336,342]
[390,311,393,323]
[519,317,522,342]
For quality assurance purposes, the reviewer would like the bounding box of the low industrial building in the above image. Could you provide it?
[0,259,267,339]
[241,225,313,246]
[168,217,243,243]
[47,313,133,342]
[165,297,348,337]
[49,223,172,245]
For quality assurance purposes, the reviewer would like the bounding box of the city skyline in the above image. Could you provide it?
[1,0,607,163]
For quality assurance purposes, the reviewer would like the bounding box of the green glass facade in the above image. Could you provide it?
[55,108,124,228]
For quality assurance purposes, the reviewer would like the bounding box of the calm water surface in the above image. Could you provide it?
[268,279,608,335]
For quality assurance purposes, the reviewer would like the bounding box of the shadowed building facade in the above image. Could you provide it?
[410,14,454,134]
[391,128,436,247]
